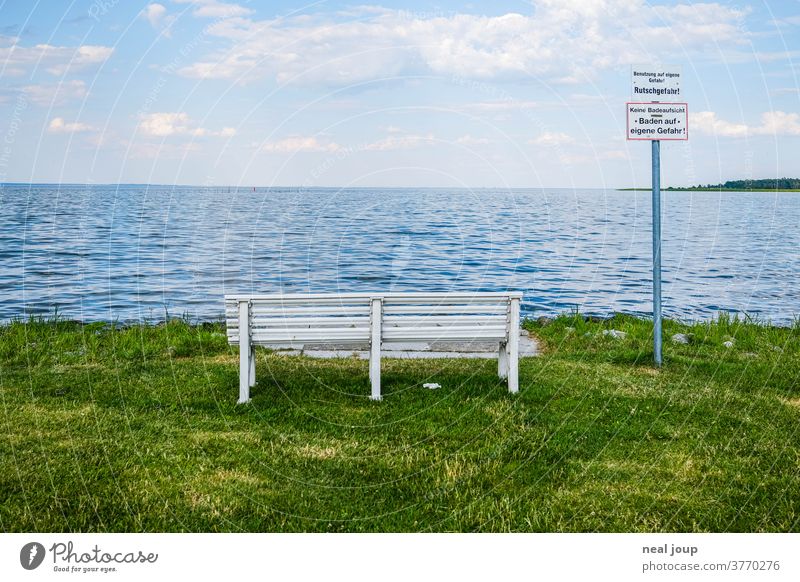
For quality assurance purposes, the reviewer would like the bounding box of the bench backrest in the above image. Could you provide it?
[381,294,513,342]
[225,292,522,346]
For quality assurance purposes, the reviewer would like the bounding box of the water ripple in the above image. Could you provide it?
[0,185,798,324]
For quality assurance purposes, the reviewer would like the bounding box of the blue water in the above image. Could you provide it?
[1,184,798,324]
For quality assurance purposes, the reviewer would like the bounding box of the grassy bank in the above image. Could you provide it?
[1,314,799,532]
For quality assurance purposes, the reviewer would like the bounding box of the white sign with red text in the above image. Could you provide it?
[626,102,688,141]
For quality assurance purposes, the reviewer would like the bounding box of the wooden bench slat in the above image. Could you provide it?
[382,325,507,337]
[382,304,507,315]
[229,306,507,316]
[383,315,505,325]
[382,332,506,341]
[226,292,521,301]
[247,316,369,326]
[226,297,371,307]
[251,330,371,342]
[382,298,510,306]
[227,306,370,317]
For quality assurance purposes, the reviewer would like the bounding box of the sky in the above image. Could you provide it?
[0,0,798,188]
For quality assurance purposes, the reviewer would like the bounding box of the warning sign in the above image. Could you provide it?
[626,102,688,141]
[632,65,681,99]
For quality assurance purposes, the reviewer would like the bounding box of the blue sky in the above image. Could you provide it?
[0,0,798,187]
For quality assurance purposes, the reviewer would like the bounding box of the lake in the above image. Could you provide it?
[1,184,798,325]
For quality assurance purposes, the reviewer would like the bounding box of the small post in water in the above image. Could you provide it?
[651,139,662,366]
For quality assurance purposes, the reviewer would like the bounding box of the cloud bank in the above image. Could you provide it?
[176,1,748,86]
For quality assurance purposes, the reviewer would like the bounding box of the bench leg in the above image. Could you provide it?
[507,297,520,394]
[239,340,251,403]
[370,297,382,401]
[370,348,381,401]
[498,342,508,380]
[249,347,256,387]
[507,341,519,394]
[238,300,251,404]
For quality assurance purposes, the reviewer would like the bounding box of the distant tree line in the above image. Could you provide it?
[675,178,800,190]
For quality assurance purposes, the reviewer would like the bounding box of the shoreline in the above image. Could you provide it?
[618,188,800,192]
[5,310,798,330]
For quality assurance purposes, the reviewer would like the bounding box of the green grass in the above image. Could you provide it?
[1,313,799,532]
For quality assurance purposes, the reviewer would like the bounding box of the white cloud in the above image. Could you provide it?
[48,117,95,133]
[260,136,341,153]
[455,134,491,146]
[129,141,203,159]
[138,112,236,137]
[177,1,747,86]
[173,0,253,19]
[258,132,438,153]
[461,101,540,112]
[771,88,800,96]
[22,80,87,106]
[568,93,606,105]
[530,132,575,146]
[139,112,191,136]
[141,3,175,37]
[753,50,800,63]
[599,149,629,161]
[692,110,800,137]
[0,39,113,76]
[756,111,800,136]
[556,148,630,165]
[769,15,800,27]
[692,111,749,137]
[363,133,435,151]
[142,3,166,26]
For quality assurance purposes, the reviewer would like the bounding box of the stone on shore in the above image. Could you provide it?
[602,329,627,340]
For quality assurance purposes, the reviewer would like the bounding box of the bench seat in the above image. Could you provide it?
[225,292,522,402]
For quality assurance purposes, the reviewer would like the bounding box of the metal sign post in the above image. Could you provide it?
[627,64,687,366]
[651,139,662,366]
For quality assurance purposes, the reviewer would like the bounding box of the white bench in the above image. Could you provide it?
[225,292,522,403]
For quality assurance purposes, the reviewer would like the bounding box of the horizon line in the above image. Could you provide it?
[0,181,641,190]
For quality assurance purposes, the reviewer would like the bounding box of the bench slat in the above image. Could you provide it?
[229,307,507,317]
[231,320,506,333]
[247,316,369,326]
[250,330,371,342]
[227,306,370,317]
[227,319,368,329]
[383,315,505,325]
[382,328,507,340]
[226,292,521,301]
[383,325,507,334]
[226,297,371,307]
[382,304,507,315]
[246,325,371,334]
[382,297,510,306]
